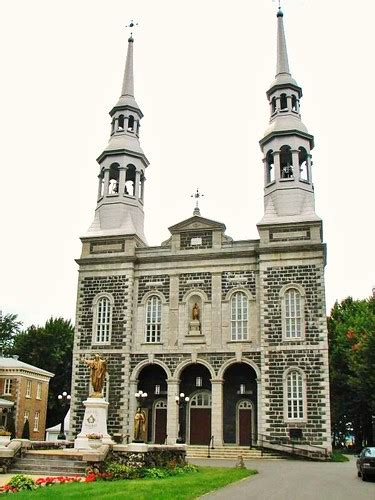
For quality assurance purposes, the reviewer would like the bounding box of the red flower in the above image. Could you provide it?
[346,330,356,340]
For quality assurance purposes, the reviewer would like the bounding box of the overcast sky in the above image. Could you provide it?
[0,0,374,328]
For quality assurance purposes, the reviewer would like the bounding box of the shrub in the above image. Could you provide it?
[7,474,36,491]
[105,462,142,480]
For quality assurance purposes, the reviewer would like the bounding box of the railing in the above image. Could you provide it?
[256,433,329,460]
[207,435,214,458]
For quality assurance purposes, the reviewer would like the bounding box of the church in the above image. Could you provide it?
[70,9,332,453]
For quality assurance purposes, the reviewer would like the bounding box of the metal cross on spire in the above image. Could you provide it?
[191,188,204,216]
[126,20,139,39]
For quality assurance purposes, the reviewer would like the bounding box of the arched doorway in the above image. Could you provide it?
[189,391,212,445]
[137,364,168,443]
[237,400,253,446]
[153,400,167,444]
[179,364,212,444]
[223,363,257,445]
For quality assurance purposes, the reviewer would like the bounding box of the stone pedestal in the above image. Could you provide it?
[74,397,114,449]
[189,319,201,335]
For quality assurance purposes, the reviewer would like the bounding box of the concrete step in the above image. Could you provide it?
[9,452,87,476]
[13,458,85,467]
[10,469,83,476]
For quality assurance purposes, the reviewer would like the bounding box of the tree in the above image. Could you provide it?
[11,317,74,428]
[21,419,30,439]
[0,312,22,354]
[328,296,375,449]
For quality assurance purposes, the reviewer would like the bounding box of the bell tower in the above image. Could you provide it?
[86,34,149,244]
[258,8,321,245]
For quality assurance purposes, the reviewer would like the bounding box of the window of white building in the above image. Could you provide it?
[280,284,305,341]
[286,370,305,420]
[4,379,12,395]
[34,411,40,432]
[25,380,32,398]
[24,410,30,422]
[231,291,248,341]
[145,295,161,343]
[36,383,42,400]
[92,294,113,345]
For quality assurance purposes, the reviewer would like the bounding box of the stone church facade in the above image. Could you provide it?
[70,9,332,452]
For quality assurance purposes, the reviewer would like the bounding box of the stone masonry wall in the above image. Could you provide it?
[180,230,213,250]
[76,275,128,348]
[179,272,212,301]
[137,275,170,304]
[263,349,328,445]
[263,264,324,345]
[221,271,256,298]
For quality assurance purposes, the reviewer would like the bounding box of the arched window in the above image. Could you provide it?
[125,164,136,196]
[291,95,297,112]
[266,150,275,183]
[190,391,212,407]
[298,147,309,182]
[108,163,119,194]
[280,145,293,179]
[280,93,288,111]
[118,115,124,131]
[284,288,302,339]
[271,96,277,113]
[128,115,135,131]
[145,295,161,343]
[231,291,248,341]
[286,370,304,420]
[96,296,111,343]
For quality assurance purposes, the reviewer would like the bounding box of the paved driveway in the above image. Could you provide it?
[191,456,375,500]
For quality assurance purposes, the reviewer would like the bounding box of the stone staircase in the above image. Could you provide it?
[186,445,282,460]
[9,450,87,476]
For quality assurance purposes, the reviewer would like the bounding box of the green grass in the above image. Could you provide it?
[11,467,256,500]
[328,451,350,462]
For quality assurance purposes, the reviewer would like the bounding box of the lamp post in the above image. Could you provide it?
[57,391,71,440]
[175,393,189,444]
[134,390,148,442]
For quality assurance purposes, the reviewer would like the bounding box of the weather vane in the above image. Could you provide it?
[126,20,139,38]
[272,0,282,10]
[191,188,204,215]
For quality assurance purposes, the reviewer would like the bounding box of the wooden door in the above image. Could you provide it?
[190,408,211,445]
[239,409,251,446]
[154,408,167,444]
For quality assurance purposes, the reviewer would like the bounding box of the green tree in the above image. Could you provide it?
[21,419,30,439]
[11,317,74,428]
[0,312,22,354]
[328,296,375,448]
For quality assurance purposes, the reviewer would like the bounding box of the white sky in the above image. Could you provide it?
[0,0,374,328]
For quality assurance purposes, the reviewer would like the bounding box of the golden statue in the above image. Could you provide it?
[134,408,146,441]
[192,302,200,321]
[81,354,107,397]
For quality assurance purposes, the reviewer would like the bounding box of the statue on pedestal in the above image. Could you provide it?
[81,354,107,397]
[134,408,146,441]
[189,302,201,335]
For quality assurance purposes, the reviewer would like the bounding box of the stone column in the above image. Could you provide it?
[166,378,179,444]
[118,166,127,196]
[274,151,281,182]
[103,168,110,196]
[97,174,103,199]
[211,379,224,446]
[307,154,312,183]
[135,170,141,199]
[291,150,299,179]
[128,380,138,442]
[286,95,292,111]
[256,377,262,446]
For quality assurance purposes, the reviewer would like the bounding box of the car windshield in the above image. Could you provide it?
[363,447,375,456]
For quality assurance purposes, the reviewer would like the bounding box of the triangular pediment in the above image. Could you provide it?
[168,215,226,234]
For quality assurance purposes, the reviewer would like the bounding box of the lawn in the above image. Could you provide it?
[12,467,256,499]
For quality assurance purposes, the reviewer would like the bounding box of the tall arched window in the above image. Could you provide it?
[231,292,248,341]
[285,288,302,339]
[96,297,111,343]
[271,96,277,113]
[118,115,124,131]
[286,370,304,420]
[280,145,293,179]
[280,93,288,111]
[128,115,135,131]
[145,295,161,343]
[266,150,275,183]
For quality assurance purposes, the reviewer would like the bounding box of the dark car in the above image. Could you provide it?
[356,447,375,481]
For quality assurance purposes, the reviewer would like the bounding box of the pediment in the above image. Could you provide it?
[168,215,226,234]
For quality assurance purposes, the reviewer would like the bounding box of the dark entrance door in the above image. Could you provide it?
[154,401,167,444]
[238,400,252,446]
[190,408,211,444]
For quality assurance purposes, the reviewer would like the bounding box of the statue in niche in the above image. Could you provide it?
[189,300,201,335]
[81,354,107,397]
[192,302,200,321]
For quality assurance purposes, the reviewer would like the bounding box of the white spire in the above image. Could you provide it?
[276,9,290,77]
[121,36,134,97]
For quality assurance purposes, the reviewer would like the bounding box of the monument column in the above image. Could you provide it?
[211,379,224,446]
